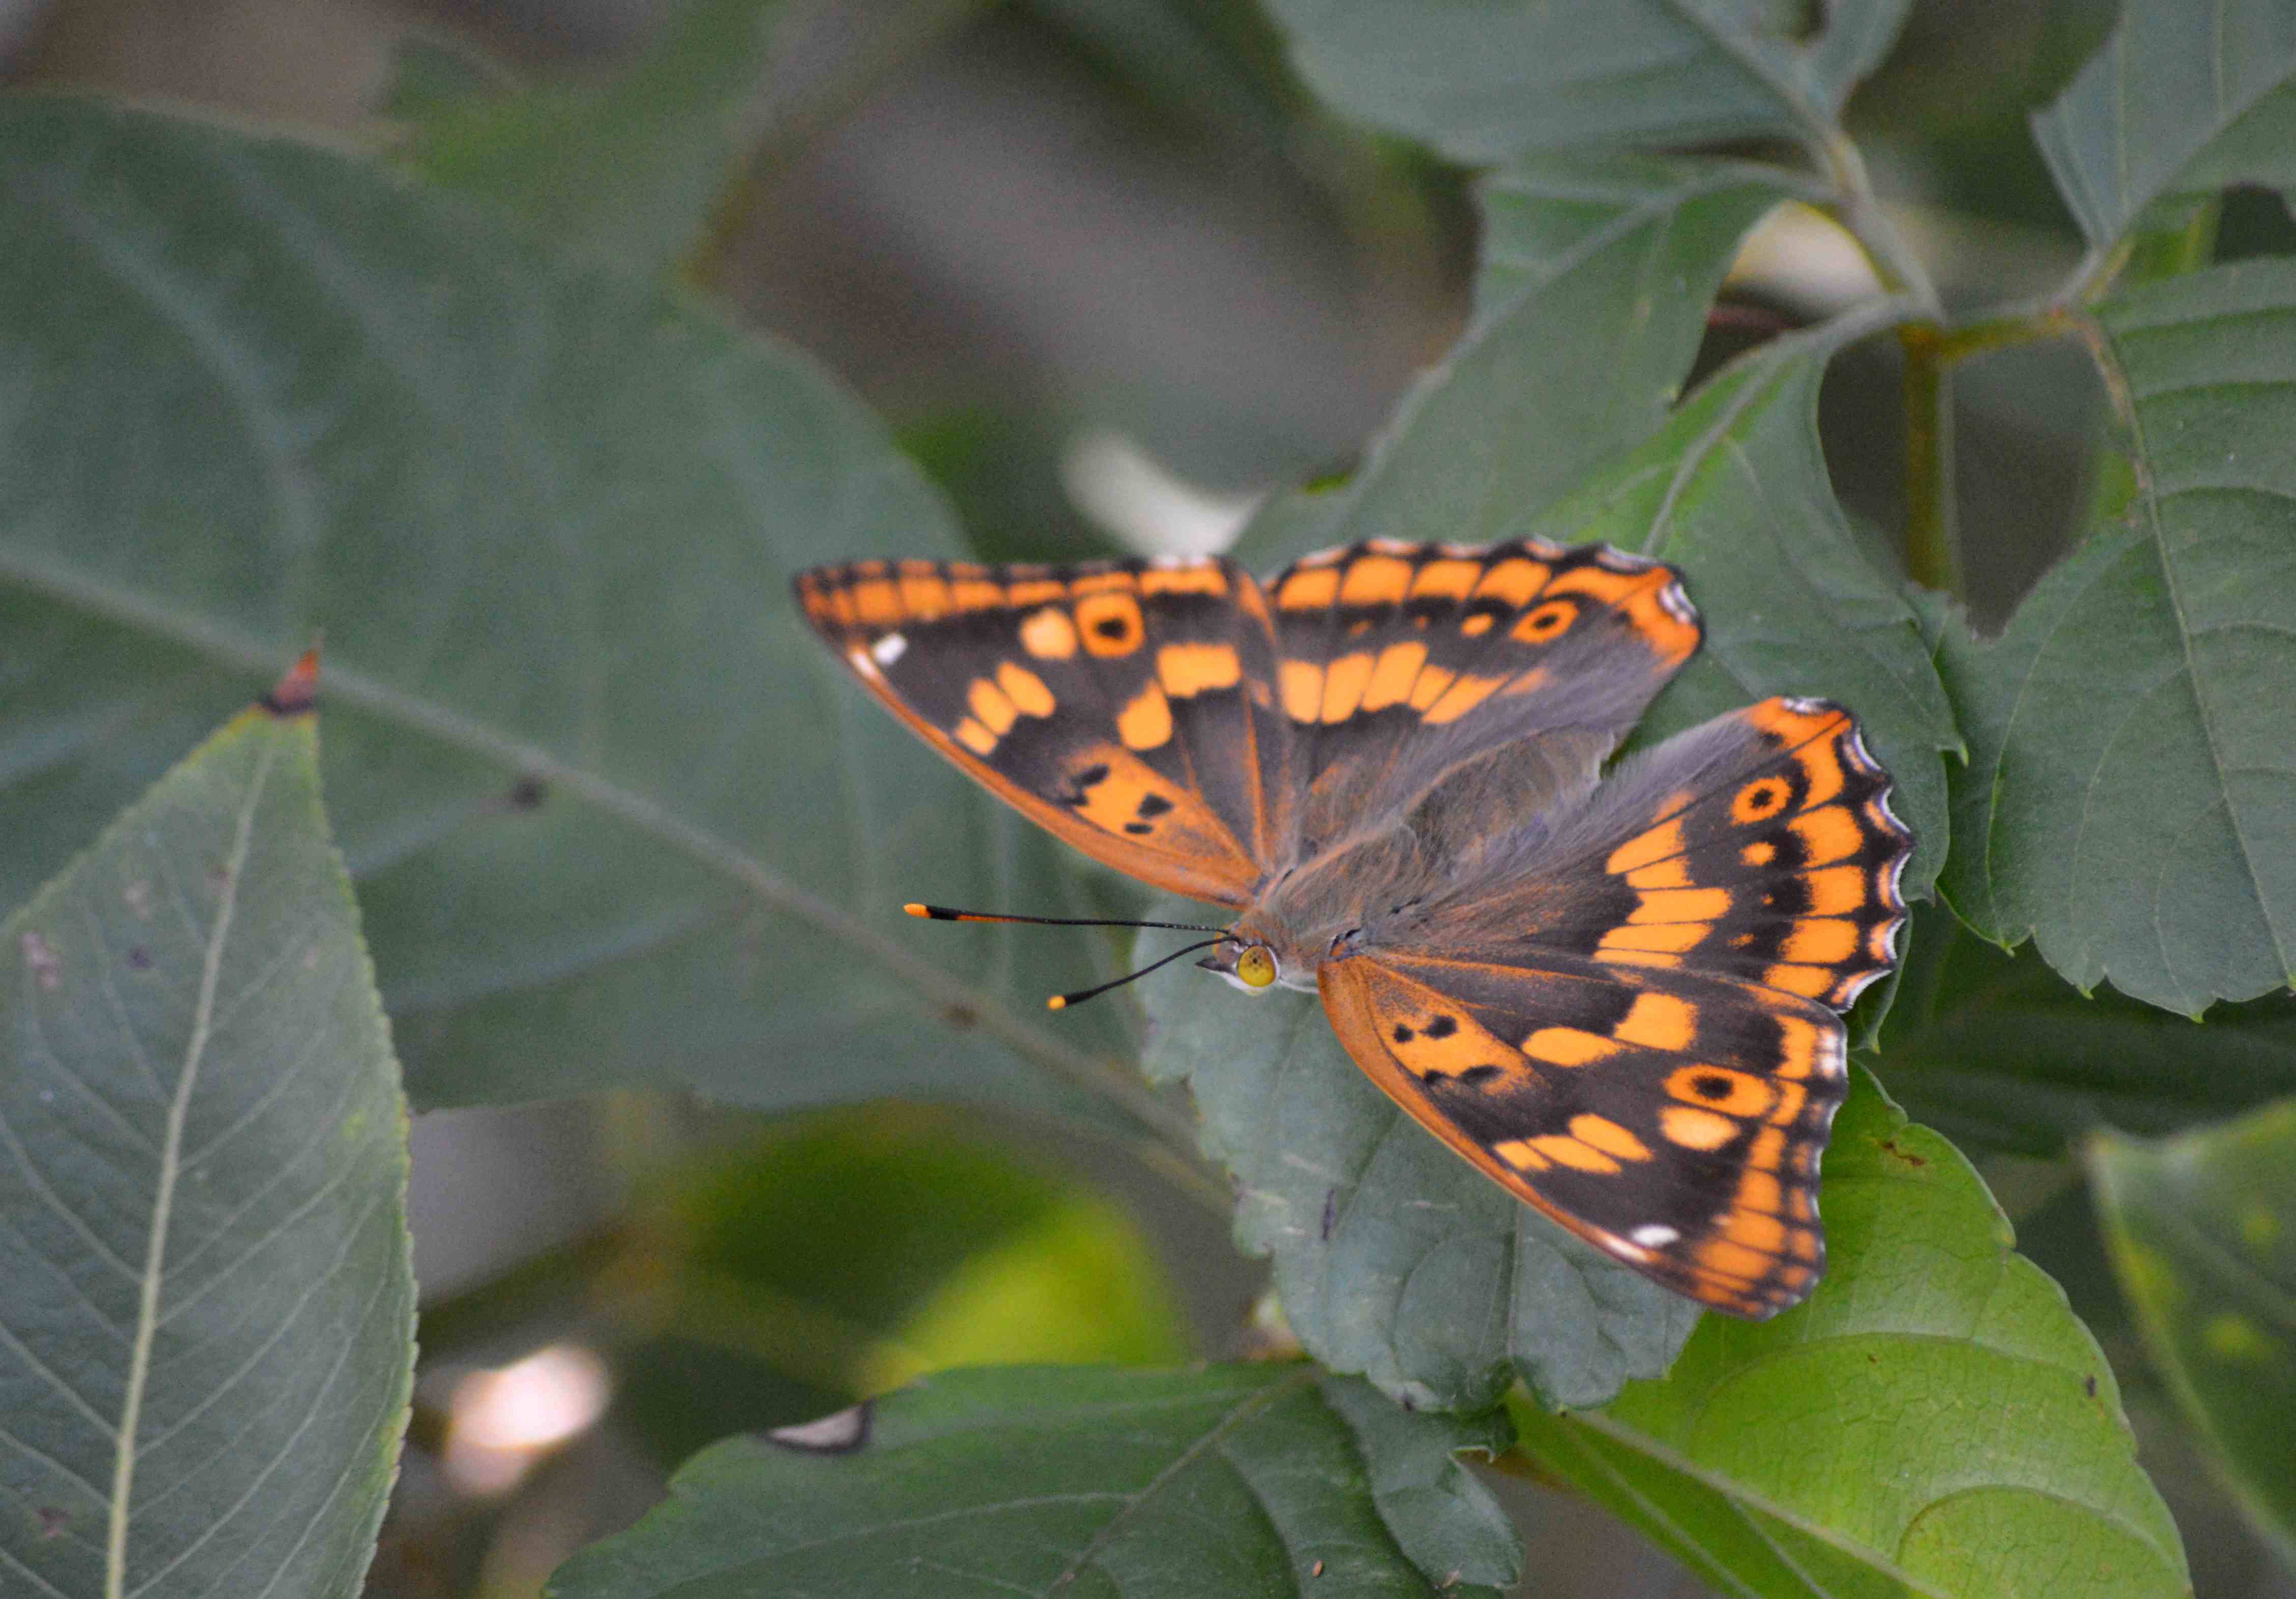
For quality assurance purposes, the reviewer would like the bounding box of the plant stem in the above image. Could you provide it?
[1897,321,1962,596]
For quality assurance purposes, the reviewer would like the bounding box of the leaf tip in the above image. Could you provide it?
[261,647,322,717]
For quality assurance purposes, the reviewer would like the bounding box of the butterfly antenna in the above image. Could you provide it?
[903,903,1228,934]
[1045,936,1234,1011]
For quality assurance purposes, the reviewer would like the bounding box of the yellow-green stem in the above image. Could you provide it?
[1898,322,1962,596]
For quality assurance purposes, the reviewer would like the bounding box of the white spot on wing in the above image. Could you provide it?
[1630,1224,1681,1248]
[847,647,882,681]
[1659,580,1698,624]
[870,632,908,666]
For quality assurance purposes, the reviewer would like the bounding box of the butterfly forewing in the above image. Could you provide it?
[1265,539,1700,853]
[794,556,1291,905]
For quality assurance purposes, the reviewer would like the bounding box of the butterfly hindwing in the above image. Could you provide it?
[794,556,1291,905]
[1318,949,1844,1316]
[1432,696,1912,1009]
[1266,539,1701,852]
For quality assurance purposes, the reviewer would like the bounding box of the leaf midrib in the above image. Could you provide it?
[0,545,1193,1150]
[107,715,275,1598]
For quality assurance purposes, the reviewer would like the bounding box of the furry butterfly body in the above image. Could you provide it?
[795,539,1911,1316]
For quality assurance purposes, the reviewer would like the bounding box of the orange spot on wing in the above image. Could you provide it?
[1742,840,1776,867]
[1406,665,1457,711]
[1763,962,1838,999]
[1738,1169,1782,1215]
[1614,993,1695,1051]
[1157,642,1242,698]
[1696,1238,1771,1284]
[1600,921,1707,955]
[1410,559,1480,600]
[1802,866,1866,915]
[1472,558,1549,605]
[1069,570,1136,595]
[1077,593,1145,656]
[1278,568,1340,610]
[1773,1013,1826,1081]
[1117,684,1173,750]
[951,578,1003,611]
[1339,555,1412,605]
[998,662,1055,717]
[1661,1105,1739,1150]
[1361,642,1428,711]
[1140,563,1227,597]
[1020,608,1078,659]
[1790,806,1864,865]
[953,717,997,756]
[1625,858,1692,890]
[1720,1208,1786,1254]
[897,573,951,619]
[1781,918,1859,963]
[1280,660,1324,722]
[1320,651,1375,722]
[1530,1136,1620,1174]
[1766,1079,1807,1127]
[1494,1139,1552,1173]
[1007,579,1067,606]
[1421,672,1504,725]
[1627,887,1730,923]
[853,580,901,625]
[1666,1065,1773,1118]
[1569,1114,1651,1162]
[1511,599,1576,643]
[968,678,1019,735]
[1606,819,1684,875]
[1732,777,1792,824]
[1523,1027,1620,1066]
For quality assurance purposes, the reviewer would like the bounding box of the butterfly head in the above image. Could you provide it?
[1197,939,1281,994]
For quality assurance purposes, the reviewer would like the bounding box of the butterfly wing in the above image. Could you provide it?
[1264,539,1700,854]
[794,556,1292,905]
[1318,697,1911,1316]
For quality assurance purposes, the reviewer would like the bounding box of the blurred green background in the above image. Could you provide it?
[6,1,2293,1594]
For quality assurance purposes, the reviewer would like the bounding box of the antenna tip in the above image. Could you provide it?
[1045,995,1068,1010]
[903,902,929,918]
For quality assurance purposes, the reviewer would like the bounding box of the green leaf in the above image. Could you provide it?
[1135,941,1700,1413]
[0,98,1152,1129]
[1267,0,1912,164]
[0,663,415,1598]
[1869,902,2296,1157]
[1241,153,1796,573]
[1525,321,1959,907]
[1511,1071,2189,1599]
[1940,260,2296,1012]
[390,0,788,275]
[547,1364,1520,1598]
[2090,1096,2296,1569]
[2031,0,2296,253]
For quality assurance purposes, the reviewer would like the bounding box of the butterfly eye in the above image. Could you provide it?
[1235,946,1277,988]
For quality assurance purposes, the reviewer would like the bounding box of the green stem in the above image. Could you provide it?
[1897,321,1962,596]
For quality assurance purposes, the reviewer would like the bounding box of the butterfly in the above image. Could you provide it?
[793,538,1911,1316]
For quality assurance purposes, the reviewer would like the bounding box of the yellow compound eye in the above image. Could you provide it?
[1236,947,1277,988]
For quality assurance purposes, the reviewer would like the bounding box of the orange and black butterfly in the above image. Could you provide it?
[794,539,1911,1316]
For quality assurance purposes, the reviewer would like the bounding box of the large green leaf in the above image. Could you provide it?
[1868,903,2296,1156]
[1267,0,1911,164]
[2091,1096,2296,1568]
[0,661,415,1598]
[548,1364,1520,1598]
[1240,152,1794,573]
[390,0,788,275]
[1135,947,1700,1413]
[1524,321,1958,907]
[1511,1071,2188,1599]
[1940,261,2296,1013]
[2031,0,2296,253]
[0,98,1151,1127]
